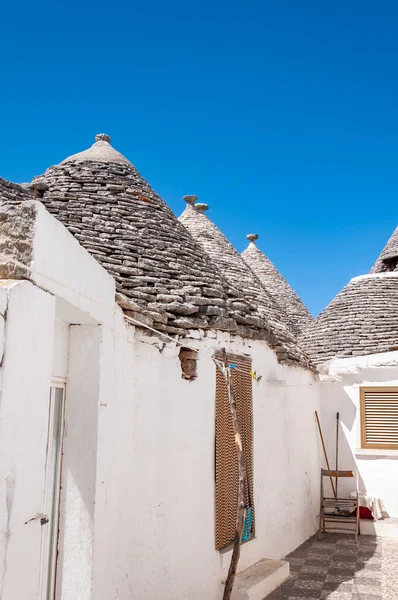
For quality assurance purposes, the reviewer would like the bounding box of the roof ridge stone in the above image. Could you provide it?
[61,134,131,166]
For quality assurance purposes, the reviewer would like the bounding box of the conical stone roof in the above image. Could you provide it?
[370,226,398,273]
[24,134,311,355]
[242,234,313,337]
[30,134,254,335]
[179,199,313,368]
[61,133,131,166]
[300,225,398,366]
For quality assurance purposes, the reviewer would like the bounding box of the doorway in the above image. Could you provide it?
[40,382,66,600]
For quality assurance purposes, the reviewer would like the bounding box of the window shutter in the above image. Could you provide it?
[360,388,398,450]
[214,353,254,550]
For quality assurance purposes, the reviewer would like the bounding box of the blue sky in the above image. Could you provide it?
[1,1,397,316]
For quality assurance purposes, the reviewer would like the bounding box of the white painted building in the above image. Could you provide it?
[300,232,398,525]
[0,135,397,599]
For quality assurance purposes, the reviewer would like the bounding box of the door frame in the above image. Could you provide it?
[39,378,66,600]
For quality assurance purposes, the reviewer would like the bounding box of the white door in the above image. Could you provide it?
[39,383,66,600]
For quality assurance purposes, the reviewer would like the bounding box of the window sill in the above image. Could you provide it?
[219,535,257,556]
[355,448,398,458]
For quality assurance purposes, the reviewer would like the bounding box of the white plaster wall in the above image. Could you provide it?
[92,319,321,600]
[319,352,398,517]
[0,281,56,600]
[52,319,70,380]
[0,206,322,599]
[0,277,321,600]
[3,201,115,327]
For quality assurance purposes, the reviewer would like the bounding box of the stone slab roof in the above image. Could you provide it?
[179,200,313,368]
[371,226,398,273]
[62,133,131,166]
[0,134,312,368]
[0,177,33,204]
[242,234,313,337]
[27,136,251,336]
[300,224,398,366]
[299,274,398,365]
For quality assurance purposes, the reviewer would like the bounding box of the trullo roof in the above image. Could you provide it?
[10,133,309,364]
[370,226,398,273]
[300,225,398,366]
[241,234,313,337]
[30,134,260,336]
[179,199,313,368]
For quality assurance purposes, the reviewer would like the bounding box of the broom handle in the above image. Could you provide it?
[315,411,337,498]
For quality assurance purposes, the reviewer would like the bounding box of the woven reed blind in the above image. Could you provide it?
[360,387,398,450]
[215,353,254,551]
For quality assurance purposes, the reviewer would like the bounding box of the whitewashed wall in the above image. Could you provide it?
[0,281,56,600]
[319,352,398,517]
[0,203,321,600]
[0,201,114,600]
[91,323,321,600]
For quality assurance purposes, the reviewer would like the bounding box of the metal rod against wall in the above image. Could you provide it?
[336,412,340,497]
[315,411,337,498]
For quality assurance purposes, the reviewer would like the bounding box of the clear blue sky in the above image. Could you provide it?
[2,1,397,316]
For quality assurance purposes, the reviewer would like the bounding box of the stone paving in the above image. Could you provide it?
[266,532,398,600]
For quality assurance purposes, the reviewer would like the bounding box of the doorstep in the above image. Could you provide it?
[228,558,289,600]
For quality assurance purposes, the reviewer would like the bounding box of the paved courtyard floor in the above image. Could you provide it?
[266,532,398,600]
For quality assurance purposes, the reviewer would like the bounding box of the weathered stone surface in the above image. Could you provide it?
[371,226,398,273]
[0,137,313,370]
[124,311,154,328]
[300,274,398,365]
[146,310,168,324]
[115,292,145,312]
[159,302,199,316]
[14,136,272,342]
[155,323,186,336]
[0,200,37,279]
[0,177,34,204]
[208,317,237,332]
[179,201,313,369]
[172,316,209,329]
[242,235,313,336]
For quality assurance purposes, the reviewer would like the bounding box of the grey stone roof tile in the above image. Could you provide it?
[300,224,398,365]
[179,200,313,368]
[0,136,313,368]
[61,134,131,166]
[241,235,313,337]
[0,177,33,204]
[299,274,398,365]
[370,226,398,273]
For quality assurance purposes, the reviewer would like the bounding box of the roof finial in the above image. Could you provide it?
[95,133,111,143]
[183,195,198,205]
[247,234,258,244]
[195,203,209,213]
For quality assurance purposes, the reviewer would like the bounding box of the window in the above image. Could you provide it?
[381,256,398,272]
[214,352,254,550]
[360,387,398,450]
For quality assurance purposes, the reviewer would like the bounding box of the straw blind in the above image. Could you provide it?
[360,387,398,450]
[214,353,254,550]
